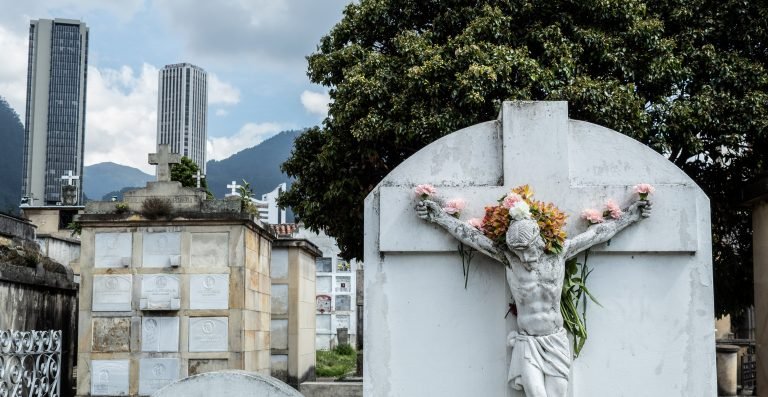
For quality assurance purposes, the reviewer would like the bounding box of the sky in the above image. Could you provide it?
[0,0,349,173]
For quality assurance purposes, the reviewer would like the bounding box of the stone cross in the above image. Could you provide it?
[148,145,181,182]
[61,170,79,186]
[194,170,205,188]
[227,181,241,196]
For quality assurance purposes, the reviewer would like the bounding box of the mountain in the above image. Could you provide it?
[83,162,153,201]
[0,97,24,214]
[206,129,302,198]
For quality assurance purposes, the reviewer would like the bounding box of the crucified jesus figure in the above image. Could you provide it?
[416,197,651,397]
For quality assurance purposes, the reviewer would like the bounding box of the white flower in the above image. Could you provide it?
[508,200,531,221]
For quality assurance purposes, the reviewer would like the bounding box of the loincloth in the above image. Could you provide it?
[507,329,571,390]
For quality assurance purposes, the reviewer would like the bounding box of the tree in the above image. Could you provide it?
[280,0,768,316]
[171,157,213,198]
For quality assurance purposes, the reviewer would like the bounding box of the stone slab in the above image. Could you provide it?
[94,232,132,268]
[189,274,229,310]
[142,232,181,268]
[139,358,180,396]
[190,232,229,267]
[91,359,130,396]
[92,317,131,352]
[140,275,181,311]
[153,370,303,397]
[188,359,229,376]
[271,284,288,315]
[141,316,180,352]
[300,382,363,397]
[92,275,132,312]
[189,317,229,352]
[271,319,288,350]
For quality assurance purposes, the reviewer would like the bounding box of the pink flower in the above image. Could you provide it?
[633,183,655,199]
[468,218,484,229]
[502,193,522,209]
[581,208,604,224]
[605,200,623,219]
[414,184,437,199]
[443,198,467,216]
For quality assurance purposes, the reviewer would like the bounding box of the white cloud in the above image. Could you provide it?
[0,24,30,114]
[209,73,240,105]
[207,122,290,161]
[300,90,330,116]
[84,63,158,174]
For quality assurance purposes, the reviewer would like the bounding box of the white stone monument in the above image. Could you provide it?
[364,101,715,396]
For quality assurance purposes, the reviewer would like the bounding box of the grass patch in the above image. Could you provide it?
[316,344,356,378]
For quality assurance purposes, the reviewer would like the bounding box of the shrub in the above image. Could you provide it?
[334,343,355,356]
[141,197,173,219]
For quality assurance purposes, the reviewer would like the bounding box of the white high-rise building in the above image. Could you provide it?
[157,63,208,171]
[21,18,89,206]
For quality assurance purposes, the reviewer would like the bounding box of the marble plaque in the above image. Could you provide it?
[141,316,179,352]
[139,358,180,395]
[92,275,132,312]
[271,319,288,350]
[94,232,132,268]
[91,359,129,396]
[189,317,228,352]
[190,232,229,267]
[189,274,229,310]
[140,275,180,310]
[142,232,181,267]
[92,317,130,352]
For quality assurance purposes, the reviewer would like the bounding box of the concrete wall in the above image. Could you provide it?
[75,218,273,396]
[0,259,78,397]
[271,239,319,388]
[38,235,81,270]
[0,212,36,241]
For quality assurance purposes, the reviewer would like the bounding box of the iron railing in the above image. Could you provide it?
[0,330,62,397]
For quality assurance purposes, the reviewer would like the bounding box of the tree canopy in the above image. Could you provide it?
[171,157,212,198]
[280,0,768,316]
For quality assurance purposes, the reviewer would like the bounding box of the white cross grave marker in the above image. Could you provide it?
[227,181,241,196]
[148,145,182,182]
[61,170,79,186]
[194,170,205,188]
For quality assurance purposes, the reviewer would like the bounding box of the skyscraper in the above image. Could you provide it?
[157,63,208,172]
[21,18,89,206]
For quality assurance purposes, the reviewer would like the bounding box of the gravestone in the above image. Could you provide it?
[143,232,181,267]
[91,360,130,395]
[189,274,229,309]
[94,232,132,268]
[141,317,180,352]
[152,370,303,397]
[92,275,133,312]
[140,275,181,310]
[364,101,715,396]
[139,358,181,395]
[189,317,229,352]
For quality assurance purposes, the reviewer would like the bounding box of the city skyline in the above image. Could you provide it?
[0,0,349,173]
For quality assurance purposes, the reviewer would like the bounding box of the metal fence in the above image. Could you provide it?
[0,330,62,397]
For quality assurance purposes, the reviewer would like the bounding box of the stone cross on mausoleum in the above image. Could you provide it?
[61,170,79,186]
[227,181,241,196]
[149,144,181,182]
[194,170,205,188]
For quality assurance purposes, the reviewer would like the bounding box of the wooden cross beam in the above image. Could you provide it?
[148,144,182,182]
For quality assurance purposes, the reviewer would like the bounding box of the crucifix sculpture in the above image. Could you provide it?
[149,144,181,182]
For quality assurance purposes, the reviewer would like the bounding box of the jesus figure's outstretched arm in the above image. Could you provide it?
[564,200,652,260]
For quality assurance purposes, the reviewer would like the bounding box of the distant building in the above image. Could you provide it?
[226,182,287,225]
[157,63,208,171]
[22,18,89,206]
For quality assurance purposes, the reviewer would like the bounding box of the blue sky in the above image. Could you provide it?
[0,0,349,173]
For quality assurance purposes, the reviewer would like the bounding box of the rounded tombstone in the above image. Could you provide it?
[152,370,303,397]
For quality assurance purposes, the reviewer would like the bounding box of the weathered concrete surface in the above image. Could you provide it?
[300,381,363,397]
[0,212,35,241]
[152,370,303,397]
